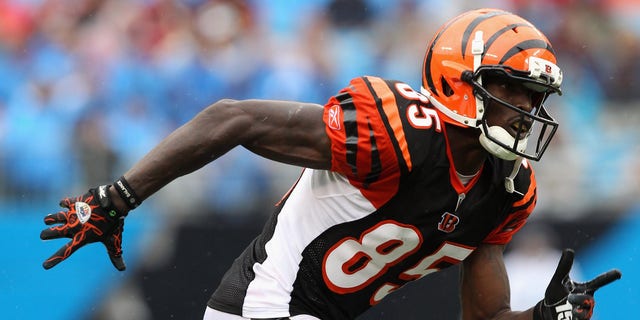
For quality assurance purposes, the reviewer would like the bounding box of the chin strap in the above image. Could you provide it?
[505,156,524,195]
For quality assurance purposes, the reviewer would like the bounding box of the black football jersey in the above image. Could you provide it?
[208,76,537,319]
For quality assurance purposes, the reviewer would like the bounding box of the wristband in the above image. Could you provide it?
[534,299,573,320]
[114,176,142,209]
[533,300,545,320]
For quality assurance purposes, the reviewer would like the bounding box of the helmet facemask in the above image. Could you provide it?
[421,9,564,162]
[464,65,561,161]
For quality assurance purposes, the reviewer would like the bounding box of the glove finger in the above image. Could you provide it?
[544,249,575,304]
[575,269,622,294]
[59,197,74,209]
[551,248,575,284]
[42,238,85,269]
[40,212,81,240]
[102,228,126,271]
[568,293,594,320]
[108,252,126,271]
[40,225,72,240]
[43,212,68,225]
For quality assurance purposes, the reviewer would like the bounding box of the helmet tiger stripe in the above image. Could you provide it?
[422,8,561,127]
[420,8,562,161]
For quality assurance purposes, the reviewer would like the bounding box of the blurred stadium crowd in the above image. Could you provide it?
[2,0,639,219]
[2,0,639,319]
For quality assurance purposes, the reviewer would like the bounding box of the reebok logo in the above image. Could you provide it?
[99,185,108,198]
[328,105,342,130]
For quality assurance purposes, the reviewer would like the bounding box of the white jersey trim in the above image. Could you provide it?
[242,169,376,318]
[204,307,320,320]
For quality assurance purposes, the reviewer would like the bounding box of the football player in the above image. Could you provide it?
[40,8,620,320]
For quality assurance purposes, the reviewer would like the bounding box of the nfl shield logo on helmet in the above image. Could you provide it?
[75,201,92,224]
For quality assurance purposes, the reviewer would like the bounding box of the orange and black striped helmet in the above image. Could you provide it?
[421,8,563,161]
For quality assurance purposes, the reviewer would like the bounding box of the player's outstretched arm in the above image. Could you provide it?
[461,243,533,320]
[534,248,621,320]
[41,99,331,270]
[124,99,332,200]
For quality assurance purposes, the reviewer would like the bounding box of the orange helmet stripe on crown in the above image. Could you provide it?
[422,8,558,124]
[460,10,512,60]
[420,8,562,161]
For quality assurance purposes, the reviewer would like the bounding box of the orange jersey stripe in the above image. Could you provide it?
[323,77,407,208]
[484,165,537,244]
[366,77,413,171]
[513,162,536,207]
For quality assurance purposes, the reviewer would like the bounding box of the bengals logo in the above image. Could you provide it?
[438,212,460,233]
[545,64,553,74]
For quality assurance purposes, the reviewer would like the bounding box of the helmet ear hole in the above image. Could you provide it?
[441,76,454,97]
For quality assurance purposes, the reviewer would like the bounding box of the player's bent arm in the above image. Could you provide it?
[110,99,331,211]
[460,243,535,320]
